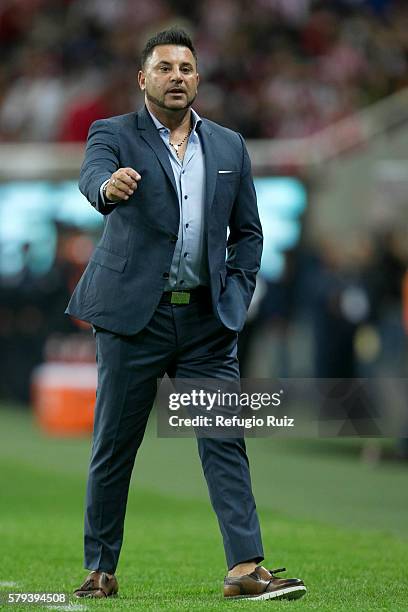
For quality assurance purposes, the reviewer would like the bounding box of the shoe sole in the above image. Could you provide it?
[225,585,307,601]
[74,591,118,599]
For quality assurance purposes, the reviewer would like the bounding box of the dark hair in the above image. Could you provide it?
[140,27,197,68]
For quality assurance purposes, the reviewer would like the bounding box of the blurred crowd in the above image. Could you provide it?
[1,0,408,141]
[0,227,97,402]
[240,226,408,378]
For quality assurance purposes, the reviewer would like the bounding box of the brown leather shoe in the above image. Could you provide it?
[73,571,118,598]
[224,566,306,601]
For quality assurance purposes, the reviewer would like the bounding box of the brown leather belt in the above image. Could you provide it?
[160,286,210,305]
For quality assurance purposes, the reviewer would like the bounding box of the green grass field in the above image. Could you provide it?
[0,406,407,611]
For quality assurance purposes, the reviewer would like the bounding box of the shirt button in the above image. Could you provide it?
[185,223,189,228]
[184,252,188,257]
[184,195,188,199]
[163,272,169,279]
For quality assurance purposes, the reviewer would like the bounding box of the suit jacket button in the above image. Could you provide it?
[170,236,177,243]
[163,272,170,279]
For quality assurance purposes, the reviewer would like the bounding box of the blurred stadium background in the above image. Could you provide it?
[0,0,407,609]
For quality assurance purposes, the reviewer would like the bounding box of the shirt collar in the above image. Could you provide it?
[147,106,202,134]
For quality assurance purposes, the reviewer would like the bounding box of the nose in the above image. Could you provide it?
[170,67,183,82]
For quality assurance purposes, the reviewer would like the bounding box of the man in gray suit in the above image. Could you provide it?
[68,28,306,601]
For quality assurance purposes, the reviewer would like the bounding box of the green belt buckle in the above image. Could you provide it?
[171,291,191,304]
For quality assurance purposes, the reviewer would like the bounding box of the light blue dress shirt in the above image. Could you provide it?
[100,107,208,291]
[147,108,208,291]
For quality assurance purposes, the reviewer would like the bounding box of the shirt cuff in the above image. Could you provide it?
[99,179,115,205]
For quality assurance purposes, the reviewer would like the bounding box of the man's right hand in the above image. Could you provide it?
[106,167,141,202]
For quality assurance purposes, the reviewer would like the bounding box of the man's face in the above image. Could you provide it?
[138,45,199,112]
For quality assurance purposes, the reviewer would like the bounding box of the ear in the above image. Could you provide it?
[196,72,200,92]
[138,70,145,91]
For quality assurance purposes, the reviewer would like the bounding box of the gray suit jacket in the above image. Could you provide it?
[65,106,263,334]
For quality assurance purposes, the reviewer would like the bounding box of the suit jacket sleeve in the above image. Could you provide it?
[226,133,263,309]
[78,119,120,215]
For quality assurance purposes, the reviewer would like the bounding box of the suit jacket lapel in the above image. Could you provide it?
[198,120,217,210]
[136,107,178,197]
[136,107,218,211]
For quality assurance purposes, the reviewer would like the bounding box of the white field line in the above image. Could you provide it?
[46,605,87,611]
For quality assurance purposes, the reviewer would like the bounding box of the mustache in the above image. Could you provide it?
[146,90,198,111]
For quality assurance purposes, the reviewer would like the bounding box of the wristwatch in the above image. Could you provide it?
[102,181,114,203]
